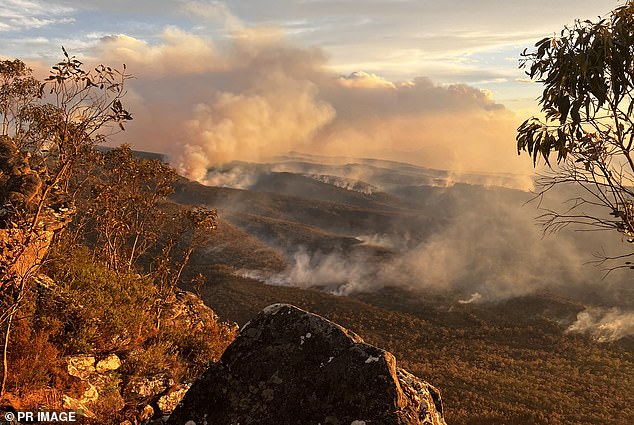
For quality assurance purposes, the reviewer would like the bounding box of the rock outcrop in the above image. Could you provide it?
[168,304,446,425]
[160,290,224,333]
[64,353,124,420]
[0,135,42,208]
[0,136,72,278]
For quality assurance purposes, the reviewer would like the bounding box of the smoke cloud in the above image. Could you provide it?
[566,308,634,342]
[458,292,483,304]
[71,11,534,187]
[233,248,378,297]
[386,189,585,299]
[264,249,372,296]
[317,74,528,178]
[180,75,335,182]
[198,156,631,309]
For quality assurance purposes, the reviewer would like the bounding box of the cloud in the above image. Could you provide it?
[182,0,244,30]
[315,76,531,177]
[0,0,74,32]
[3,0,615,103]
[57,11,534,185]
[94,28,223,76]
[336,71,398,89]
[215,0,609,83]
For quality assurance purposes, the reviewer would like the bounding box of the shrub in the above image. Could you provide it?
[43,246,158,355]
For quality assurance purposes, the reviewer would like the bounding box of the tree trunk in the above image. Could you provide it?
[1,311,13,397]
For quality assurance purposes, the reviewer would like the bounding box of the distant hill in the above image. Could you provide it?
[165,154,634,424]
[97,145,167,162]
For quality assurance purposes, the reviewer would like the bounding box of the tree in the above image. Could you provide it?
[65,144,218,292]
[77,145,178,272]
[516,1,634,270]
[0,50,131,395]
[0,52,226,413]
[0,60,42,138]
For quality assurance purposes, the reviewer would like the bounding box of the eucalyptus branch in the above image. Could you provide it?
[517,2,634,271]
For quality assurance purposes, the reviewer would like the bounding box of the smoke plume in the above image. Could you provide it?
[567,308,634,342]
[205,158,631,307]
[44,4,632,312]
[72,11,535,187]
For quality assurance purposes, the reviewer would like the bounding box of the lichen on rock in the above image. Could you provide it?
[169,304,446,425]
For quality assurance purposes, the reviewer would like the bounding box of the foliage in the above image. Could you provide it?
[43,246,158,354]
[516,1,634,268]
[71,145,178,272]
[3,307,61,394]
[159,312,237,378]
[0,59,42,139]
[0,51,230,420]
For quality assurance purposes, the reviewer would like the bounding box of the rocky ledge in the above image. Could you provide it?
[168,303,446,425]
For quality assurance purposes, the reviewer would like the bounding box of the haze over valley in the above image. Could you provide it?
[2,1,634,423]
[164,152,634,424]
[170,152,634,338]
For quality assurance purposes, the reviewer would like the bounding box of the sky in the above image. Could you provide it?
[0,0,625,182]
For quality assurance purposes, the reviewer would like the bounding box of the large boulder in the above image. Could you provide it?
[168,304,446,425]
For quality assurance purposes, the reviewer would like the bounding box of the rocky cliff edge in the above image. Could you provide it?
[168,303,446,425]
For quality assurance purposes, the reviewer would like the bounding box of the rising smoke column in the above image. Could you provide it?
[88,12,532,186]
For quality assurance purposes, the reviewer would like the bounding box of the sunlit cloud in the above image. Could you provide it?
[0,0,74,32]
[94,28,223,76]
[336,71,398,89]
[72,22,533,184]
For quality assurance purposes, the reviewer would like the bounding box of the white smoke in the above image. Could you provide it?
[566,307,634,342]
[458,292,483,304]
[203,165,260,188]
[355,234,408,251]
[267,250,364,290]
[233,249,378,296]
[178,76,336,180]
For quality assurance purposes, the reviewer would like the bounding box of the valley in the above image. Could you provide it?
[169,155,634,424]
